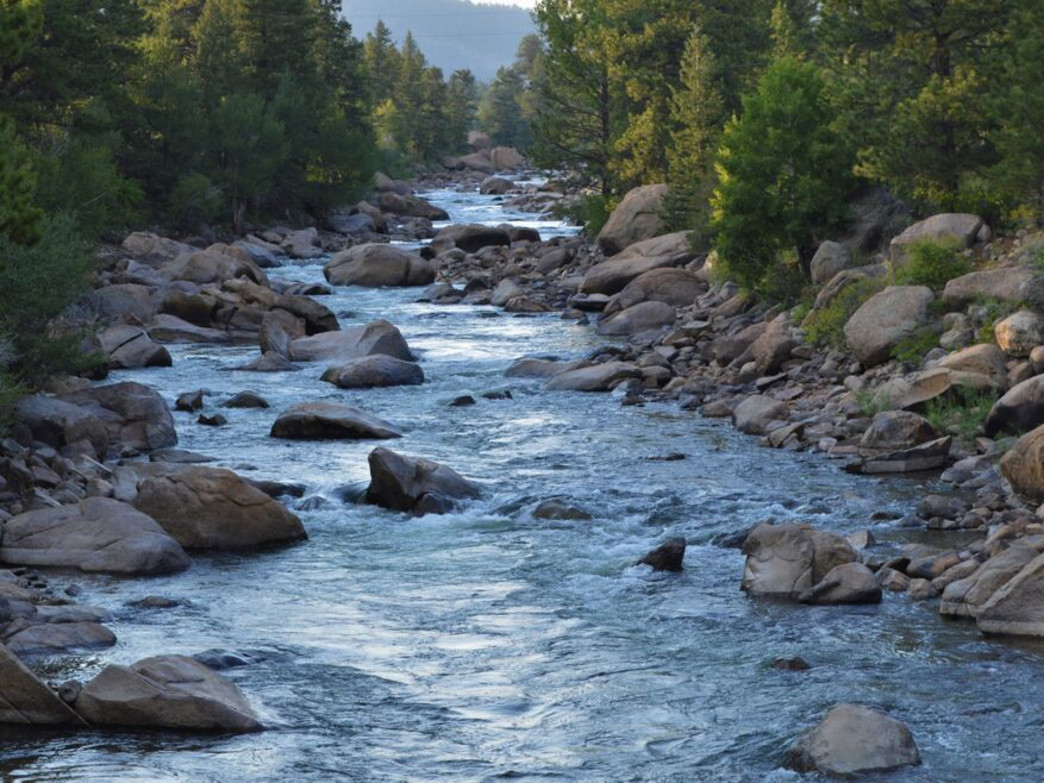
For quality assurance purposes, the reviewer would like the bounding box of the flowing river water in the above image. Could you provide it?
[2,185,1044,782]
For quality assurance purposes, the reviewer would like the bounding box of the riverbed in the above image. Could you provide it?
[2,187,1042,782]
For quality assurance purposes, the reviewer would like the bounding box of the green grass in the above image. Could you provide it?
[891,326,940,366]
[854,387,894,418]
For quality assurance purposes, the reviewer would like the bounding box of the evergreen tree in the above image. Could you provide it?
[364,20,400,105]
[819,0,1008,209]
[445,69,478,154]
[712,57,853,292]
[664,25,723,231]
[992,0,1044,221]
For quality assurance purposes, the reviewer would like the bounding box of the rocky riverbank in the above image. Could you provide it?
[2,146,1044,777]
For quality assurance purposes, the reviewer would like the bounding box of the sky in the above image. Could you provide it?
[482,0,537,6]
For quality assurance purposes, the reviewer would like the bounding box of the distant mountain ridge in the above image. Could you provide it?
[341,0,536,82]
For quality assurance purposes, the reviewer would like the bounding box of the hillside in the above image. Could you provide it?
[341,0,536,81]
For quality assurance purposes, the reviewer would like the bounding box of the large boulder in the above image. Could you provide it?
[458,152,494,174]
[813,264,887,310]
[985,375,1044,437]
[12,396,109,458]
[289,320,413,363]
[75,654,261,732]
[890,213,984,262]
[122,232,195,266]
[942,267,1035,309]
[1000,424,1044,503]
[580,232,695,295]
[5,621,116,657]
[377,191,450,220]
[545,362,642,392]
[859,411,940,455]
[596,301,676,336]
[843,285,934,367]
[936,343,1009,387]
[741,523,857,598]
[320,355,424,389]
[366,447,480,515]
[994,310,1044,357]
[270,402,402,440]
[597,185,669,256]
[940,545,1039,618]
[977,552,1044,637]
[603,267,705,316]
[732,395,787,435]
[125,464,306,550]
[489,146,525,170]
[0,643,84,725]
[96,325,172,370]
[86,283,158,323]
[810,241,851,286]
[785,703,921,777]
[433,224,511,253]
[324,244,434,288]
[59,382,177,454]
[798,562,882,605]
[0,498,190,575]
[160,250,268,287]
[274,293,339,334]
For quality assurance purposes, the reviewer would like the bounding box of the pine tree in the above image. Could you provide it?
[664,25,723,231]
[364,20,400,105]
[0,114,43,245]
[712,58,853,293]
[992,0,1044,221]
[445,69,478,154]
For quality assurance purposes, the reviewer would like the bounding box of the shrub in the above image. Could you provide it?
[893,237,971,290]
[0,213,101,387]
[802,277,887,349]
[555,192,611,236]
[923,388,997,444]
[891,326,940,366]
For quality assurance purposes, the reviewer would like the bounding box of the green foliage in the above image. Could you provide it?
[890,326,939,366]
[167,172,223,230]
[802,276,885,349]
[554,192,611,236]
[0,213,99,387]
[969,297,1018,344]
[0,114,43,244]
[892,238,970,290]
[854,387,894,418]
[712,57,854,293]
[923,388,997,444]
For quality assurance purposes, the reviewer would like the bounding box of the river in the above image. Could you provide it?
[2,185,1042,782]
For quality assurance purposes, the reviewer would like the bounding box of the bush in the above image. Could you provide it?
[555,192,611,236]
[923,388,997,444]
[893,238,970,290]
[891,326,940,366]
[802,277,887,349]
[0,213,101,387]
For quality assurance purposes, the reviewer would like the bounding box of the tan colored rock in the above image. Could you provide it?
[890,212,984,262]
[1000,424,1044,504]
[732,395,787,435]
[366,447,480,515]
[324,244,434,288]
[940,545,1039,618]
[785,703,921,777]
[490,146,525,170]
[596,301,676,336]
[985,375,1044,437]
[126,464,307,550]
[995,310,1044,357]
[545,362,642,392]
[289,320,412,363]
[603,267,705,316]
[75,654,261,732]
[941,267,1035,309]
[937,343,1009,387]
[97,325,172,370]
[810,241,850,286]
[741,523,856,598]
[270,402,402,441]
[320,355,424,389]
[596,185,670,256]
[977,552,1044,637]
[843,286,933,367]
[581,231,694,295]
[0,498,190,575]
[0,643,85,725]
[160,250,268,287]
[799,562,882,605]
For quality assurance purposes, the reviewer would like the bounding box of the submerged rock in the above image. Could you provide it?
[637,538,686,572]
[798,563,882,605]
[323,244,434,288]
[741,523,857,598]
